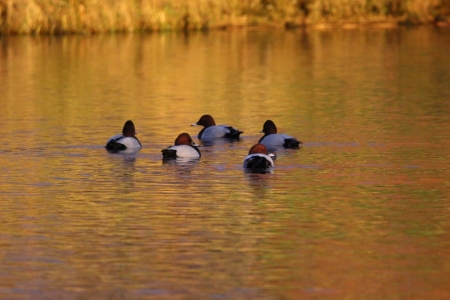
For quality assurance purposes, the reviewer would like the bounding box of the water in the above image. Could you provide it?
[1,27,449,299]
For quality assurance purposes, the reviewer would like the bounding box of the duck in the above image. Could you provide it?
[105,120,142,151]
[161,133,201,159]
[258,120,301,148]
[191,114,243,141]
[243,144,275,170]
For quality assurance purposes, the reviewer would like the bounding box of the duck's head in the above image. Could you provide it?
[122,120,137,137]
[192,114,216,128]
[175,133,199,147]
[248,143,269,155]
[260,120,277,135]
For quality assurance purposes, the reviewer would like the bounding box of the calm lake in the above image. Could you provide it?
[1,26,449,299]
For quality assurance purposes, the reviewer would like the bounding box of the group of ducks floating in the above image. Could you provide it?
[105,114,302,172]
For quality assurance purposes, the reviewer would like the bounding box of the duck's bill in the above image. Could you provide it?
[191,123,199,126]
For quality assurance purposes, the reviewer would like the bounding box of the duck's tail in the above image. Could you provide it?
[105,141,127,152]
[245,157,272,169]
[225,127,243,139]
[283,138,301,148]
[161,149,177,159]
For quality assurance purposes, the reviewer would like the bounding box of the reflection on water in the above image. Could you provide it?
[244,168,274,175]
[162,157,200,165]
[0,26,450,299]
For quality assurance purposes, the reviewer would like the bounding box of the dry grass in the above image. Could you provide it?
[0,0,448,34]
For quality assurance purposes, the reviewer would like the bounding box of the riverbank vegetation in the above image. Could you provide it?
[1,0,449,34]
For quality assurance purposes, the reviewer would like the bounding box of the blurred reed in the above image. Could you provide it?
[0,0,448,34]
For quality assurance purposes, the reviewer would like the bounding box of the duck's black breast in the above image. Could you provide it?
[198,128,206,139]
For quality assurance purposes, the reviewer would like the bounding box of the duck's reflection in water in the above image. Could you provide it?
[104,148,141,192]
[162,157,200,177]
[244,170,274,195]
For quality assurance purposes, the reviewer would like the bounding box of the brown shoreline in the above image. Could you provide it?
[0,0,449,35]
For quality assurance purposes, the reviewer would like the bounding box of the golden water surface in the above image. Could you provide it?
[0,27,449,299]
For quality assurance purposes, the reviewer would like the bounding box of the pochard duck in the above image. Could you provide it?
[191,114,243,141]
[243,143,275,170]
[258,120,301,148]
[105,120,142,151]
[162,133,201,159]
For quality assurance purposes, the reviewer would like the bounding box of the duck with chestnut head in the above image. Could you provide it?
[162,133,201,159]
[105,120,142,152]
[191,114,243,141]
[258,120,301,149]
[243,143,275,172]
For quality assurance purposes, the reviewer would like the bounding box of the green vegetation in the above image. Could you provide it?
[0,0,449,34]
